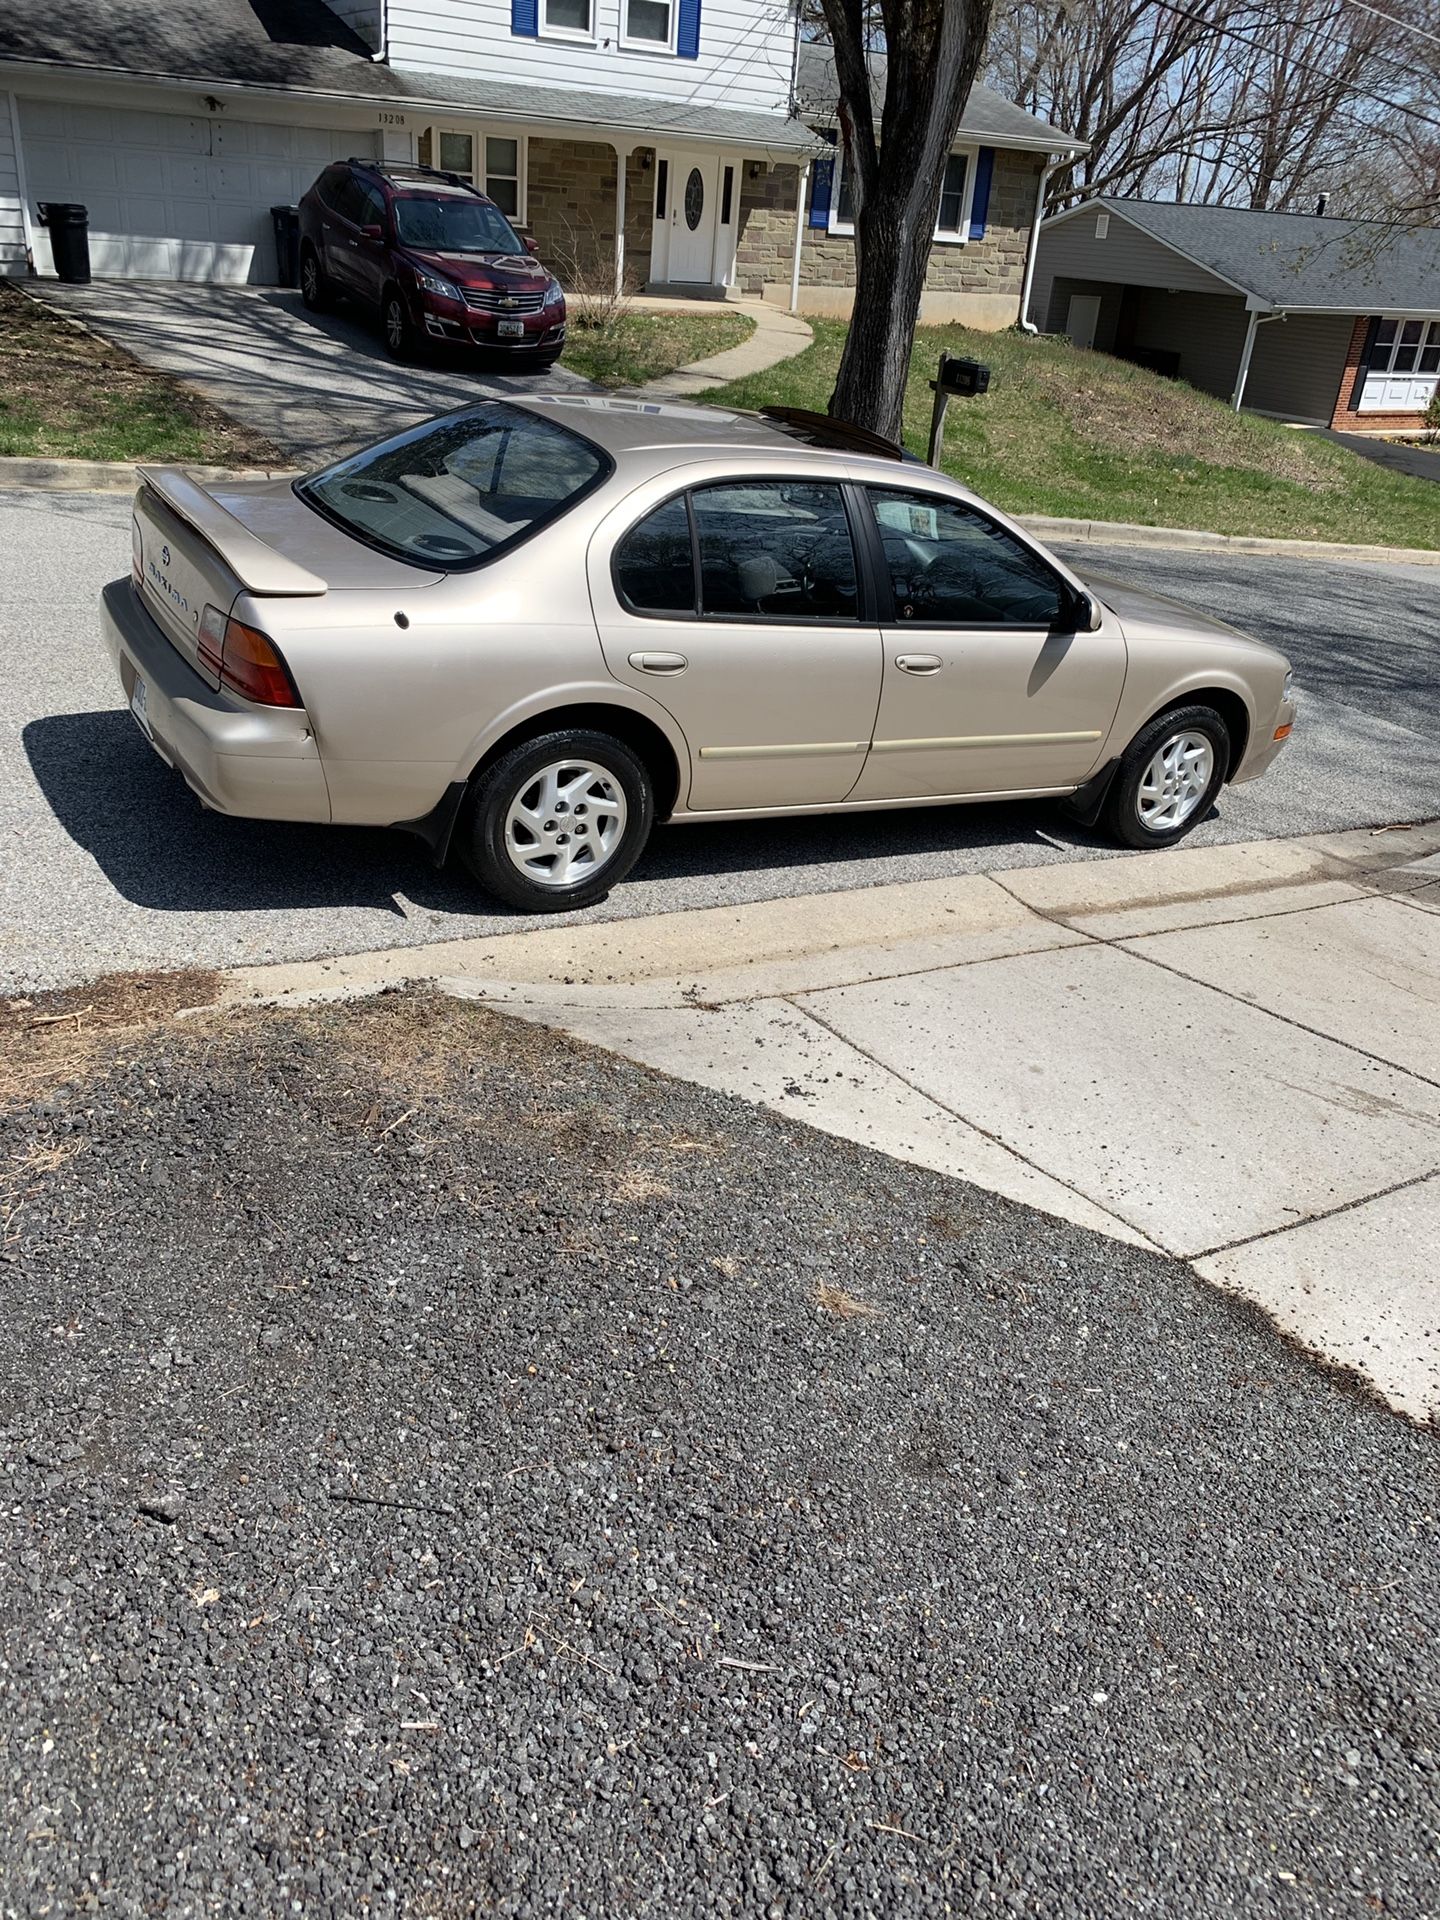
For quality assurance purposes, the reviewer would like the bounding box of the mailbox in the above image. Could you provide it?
[935,352,991,397]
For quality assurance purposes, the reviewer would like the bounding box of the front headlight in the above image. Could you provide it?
[543,278,565,309]
[415,267,461,302]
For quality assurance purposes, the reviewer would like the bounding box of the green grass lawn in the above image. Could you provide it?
[0,284,282,465]
[704,319,1440,551]
[563,308,754,388]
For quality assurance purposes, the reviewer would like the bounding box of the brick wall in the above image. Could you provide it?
[1329,313,1434,431]
[734,148,1043,329]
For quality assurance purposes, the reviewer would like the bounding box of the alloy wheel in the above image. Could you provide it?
[503,760,628,888]
[1137,730,1215,832]
[385,298,405,350]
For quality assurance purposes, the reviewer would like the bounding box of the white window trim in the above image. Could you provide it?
[1368,314,1440,375]
[620,0,678,54]
[539,0,597,43]
[827,143,978,245]
[420,124,529,226]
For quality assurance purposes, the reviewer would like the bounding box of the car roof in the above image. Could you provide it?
[510,394,916,473]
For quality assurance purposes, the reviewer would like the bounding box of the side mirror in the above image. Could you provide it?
[1070,590,1103,632]
[518,229,540,257]
[361,222,384,242]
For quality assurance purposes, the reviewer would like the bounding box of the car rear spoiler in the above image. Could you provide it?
[137,467,327,597]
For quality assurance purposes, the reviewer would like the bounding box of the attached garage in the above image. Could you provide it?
[18,100,376,284]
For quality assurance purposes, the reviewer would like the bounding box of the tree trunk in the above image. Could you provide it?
[820,0,995,444]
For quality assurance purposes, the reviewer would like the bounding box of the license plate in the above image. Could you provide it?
[130,674,152,739]
[496,319,526,340]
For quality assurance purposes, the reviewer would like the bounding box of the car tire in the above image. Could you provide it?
[458,729,655,912]
[381,285,415,361]
[299,244,331,312]
[1104,704,1230,850]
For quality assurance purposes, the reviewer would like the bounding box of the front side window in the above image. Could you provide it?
[868,488,1067,627]
[300,403,609,569]
[393,194,523,255]
[625,0,673,44]
[543,0,592,33]
[691,481,859,620]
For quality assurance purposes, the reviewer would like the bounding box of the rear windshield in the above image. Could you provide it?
[393,194,523,255]
[297,404,611,569]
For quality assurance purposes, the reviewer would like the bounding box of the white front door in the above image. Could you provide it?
[1065,293,1102,351]
[662,151,719,284]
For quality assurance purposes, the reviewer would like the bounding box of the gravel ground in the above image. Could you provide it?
[3,489,1439,992]
[2,991,1437,1918]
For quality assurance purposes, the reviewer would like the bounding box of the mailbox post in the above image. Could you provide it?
[927,350,991,467]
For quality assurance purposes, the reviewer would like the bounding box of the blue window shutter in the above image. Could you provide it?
[969,146,995,240]
[809,157,833,228]
[512,0,538,35]
[677,0,701,59]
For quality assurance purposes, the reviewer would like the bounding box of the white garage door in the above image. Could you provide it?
[18,100,378,284]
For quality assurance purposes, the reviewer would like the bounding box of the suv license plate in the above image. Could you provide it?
[496,319,526,340]
[130,674,152,739]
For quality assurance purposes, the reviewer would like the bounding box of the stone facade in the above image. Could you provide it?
[734,148,1043,330]
[526,136,619,286]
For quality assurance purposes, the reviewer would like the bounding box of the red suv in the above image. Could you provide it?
[297,159,566,367]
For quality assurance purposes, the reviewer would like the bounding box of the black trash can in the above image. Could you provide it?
[270,205,301,288]
[38,203,90,284]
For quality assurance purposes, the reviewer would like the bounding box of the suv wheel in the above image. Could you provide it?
[1104,704,1230,850]
[299,244,330,312]
[382,286,414,361]
[457,729,654,912]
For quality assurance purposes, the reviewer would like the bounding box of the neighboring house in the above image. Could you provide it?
[1032,197,1440,435]
[0,0,1082,330]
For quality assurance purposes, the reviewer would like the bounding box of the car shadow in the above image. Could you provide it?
[24,709,1115,921]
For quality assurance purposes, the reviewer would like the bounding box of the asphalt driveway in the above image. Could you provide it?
[34,281,586,464]
[3,489,1439,992]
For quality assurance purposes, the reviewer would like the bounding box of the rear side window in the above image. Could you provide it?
[325,172,366,224]
[615,497,694,614]
[867,486,1066,627]
[299,403,610,569]
[692,481,858,620]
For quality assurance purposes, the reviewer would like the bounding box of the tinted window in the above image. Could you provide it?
[393,194,523,255]
[691,481,858,620]
[868,487,1066,626]
[357,184,386,230]
[300,403,608,569]
[616,497,694,614]
[326,172,366,224]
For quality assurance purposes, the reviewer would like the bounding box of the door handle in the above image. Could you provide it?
[629,651,688,675]
[896,653,943,674]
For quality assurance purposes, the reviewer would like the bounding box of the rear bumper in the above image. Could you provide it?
[100,578,331,823]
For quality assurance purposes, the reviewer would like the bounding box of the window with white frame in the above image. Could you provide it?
[1359,315,1440,412]
[417,127,528,223]
[624,0,674,47]
[542,0,593,37]
[828,144,976,242]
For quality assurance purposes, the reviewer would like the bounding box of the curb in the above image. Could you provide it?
[1016,514,1440,567]
[0,456,300,494]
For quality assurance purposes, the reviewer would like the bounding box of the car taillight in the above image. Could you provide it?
[197,604,302,708]
[131,516,143,587]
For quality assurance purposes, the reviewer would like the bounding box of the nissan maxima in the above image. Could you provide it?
[102,397,1296,912]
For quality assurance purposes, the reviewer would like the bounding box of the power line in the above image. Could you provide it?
[1342,0,1440,48]
[1146,0,1440,135]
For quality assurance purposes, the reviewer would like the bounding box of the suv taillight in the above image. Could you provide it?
[198,605,302,708]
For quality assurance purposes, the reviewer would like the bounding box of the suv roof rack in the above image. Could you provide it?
[756,406,908,462]
[346,158,478,192]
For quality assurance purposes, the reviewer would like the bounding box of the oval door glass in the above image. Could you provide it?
[684,168,704,231]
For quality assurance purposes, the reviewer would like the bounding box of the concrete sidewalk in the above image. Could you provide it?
[227,821,1440,1422]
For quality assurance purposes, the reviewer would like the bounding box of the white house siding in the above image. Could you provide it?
[0,92,27,276]
[1242,310,1353,422]
[17,99,377,283]
[386,0,795,113]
